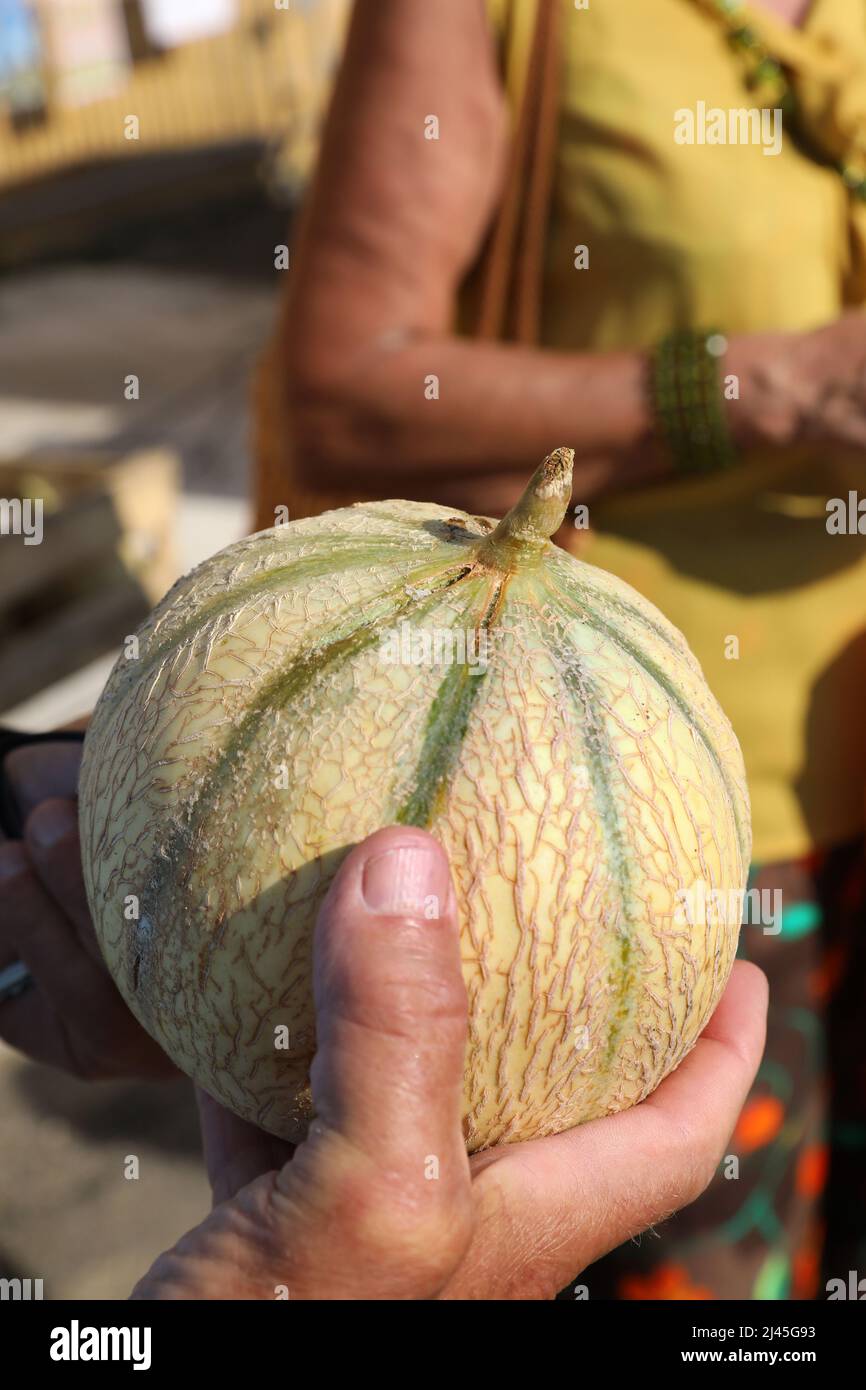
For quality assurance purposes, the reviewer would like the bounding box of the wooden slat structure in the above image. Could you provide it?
[0,448,179,711]
[0,0,349,193]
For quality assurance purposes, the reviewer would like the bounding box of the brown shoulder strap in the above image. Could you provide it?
[474,0,561,346]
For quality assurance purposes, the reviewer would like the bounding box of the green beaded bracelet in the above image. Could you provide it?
[651,329,737,476]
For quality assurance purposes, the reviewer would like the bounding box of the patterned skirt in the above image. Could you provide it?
[571,838,866,1300]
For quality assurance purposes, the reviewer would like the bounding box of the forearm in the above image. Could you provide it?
[292,334,650,473]
[278,0,794,505]
[287,326,790,505]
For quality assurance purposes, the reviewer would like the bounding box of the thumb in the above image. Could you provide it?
[277,826,474,1297]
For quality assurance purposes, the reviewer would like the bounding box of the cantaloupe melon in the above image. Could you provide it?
[79,449,750,1151]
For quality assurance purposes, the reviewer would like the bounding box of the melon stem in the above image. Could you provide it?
[479,447,574,568]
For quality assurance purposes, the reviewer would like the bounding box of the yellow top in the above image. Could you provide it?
[481,0,866,861]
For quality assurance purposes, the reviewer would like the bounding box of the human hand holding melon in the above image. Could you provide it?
[132,826,766,1301]
[0,742,177,1080]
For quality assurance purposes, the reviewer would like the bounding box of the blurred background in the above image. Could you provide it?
[0,0,348,1299]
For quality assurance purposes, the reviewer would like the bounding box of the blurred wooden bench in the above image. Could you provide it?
[0,448,178,710]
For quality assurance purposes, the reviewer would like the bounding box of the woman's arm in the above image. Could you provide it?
[281,0,662,509]
[279,0,840,511]
[278,0,834,514]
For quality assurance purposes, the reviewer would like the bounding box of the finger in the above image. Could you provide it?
[195,1088,294,1206]
[0,978,80,1072]
[0,841,85,1070]
[276,826,474,1298]
[0,840,37,969]
[24,798,101,956]
[446,960,768,1299]
[0,838,134,1075]
[2,742,82,833]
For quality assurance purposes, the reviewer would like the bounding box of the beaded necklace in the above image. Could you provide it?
[696,0,866,202]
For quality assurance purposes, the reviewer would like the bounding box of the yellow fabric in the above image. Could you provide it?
[485,0,541,113]
[479,0,866,861]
